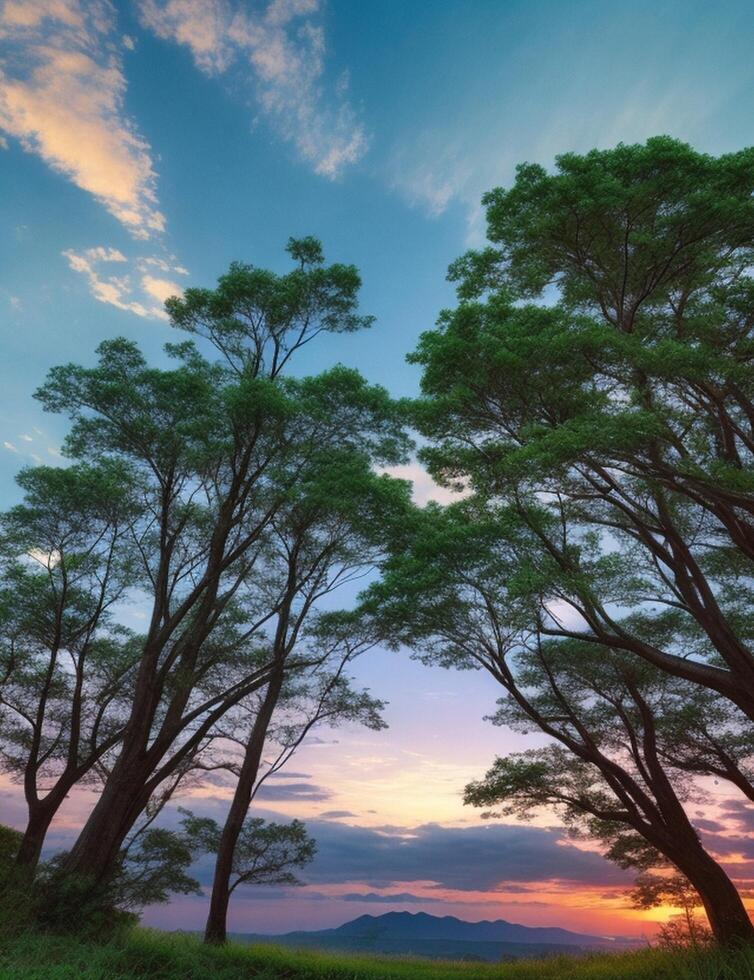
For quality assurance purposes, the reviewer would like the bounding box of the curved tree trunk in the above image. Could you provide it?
[673,844,754,945]
[60,758,153,884]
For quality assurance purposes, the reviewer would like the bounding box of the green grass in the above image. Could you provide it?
[1,928,754,980]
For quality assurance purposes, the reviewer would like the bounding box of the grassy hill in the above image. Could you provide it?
[1,929,754,980]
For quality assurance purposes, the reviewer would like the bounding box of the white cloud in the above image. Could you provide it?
[63,245,186,320]
[378,462,467,507]
[139,0,235,74]
[141,274,182,304]
[28,547,61,568]
[0,0,165,238]
[138,0,367,179]
[388,136,474,220]
[3,440,18,453]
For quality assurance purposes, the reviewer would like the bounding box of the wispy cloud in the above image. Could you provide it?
[138,0,367,178]
[0,0,165,238]
[62,245,186,320]
[386,39,737,247]
[2,427,60,463]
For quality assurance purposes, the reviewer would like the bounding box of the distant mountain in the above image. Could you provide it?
[233,910,642,963]
[332,910,614,945]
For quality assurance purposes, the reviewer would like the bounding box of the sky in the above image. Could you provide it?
[3,0,754,940]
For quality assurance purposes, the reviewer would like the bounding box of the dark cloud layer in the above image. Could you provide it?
[34,794,630,896]
[339,891,445,904]
[254,782,332,803]
[302,820,631,891]
[719,800,754,833]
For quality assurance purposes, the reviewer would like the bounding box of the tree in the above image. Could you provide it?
[33,816,208,937]
[367,501,754,943]
[204,643,385,944]
[181,809,316,902]
[409,138,754,717]
[630,873,712,950]
[201,445,398,944]
[0,462,140,868]
[27,239,409,917]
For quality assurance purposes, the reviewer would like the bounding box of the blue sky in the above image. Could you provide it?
[3,0,754,937]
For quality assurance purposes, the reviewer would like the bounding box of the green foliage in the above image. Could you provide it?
[0,825,21,868]
[113,827,203,911]
[459,136,754,311]
[180,810,315,892]
[164,237,374,378]
[0,461,142,857]
[394,143,754,859]
[30,819,207,937]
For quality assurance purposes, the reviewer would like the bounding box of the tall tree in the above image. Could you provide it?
[28,239,408,916]
[203,653,384,944]
[410,138,754,716]
[182,810,316,919]
[0,462,139,868]
[368,502,754,943]
[201,448,402,944]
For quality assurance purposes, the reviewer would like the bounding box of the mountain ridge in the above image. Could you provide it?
[233,909,644,962]
[327,910,627,945]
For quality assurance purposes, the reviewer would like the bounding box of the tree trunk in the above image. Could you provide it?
[204,671,284,945]
[203,884,232,945]
[15,802,56,869]
[675,847,754,945]
[60,761,152,884]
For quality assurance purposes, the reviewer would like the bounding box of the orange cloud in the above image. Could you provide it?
[0,0,165,238]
